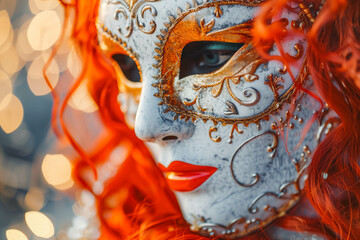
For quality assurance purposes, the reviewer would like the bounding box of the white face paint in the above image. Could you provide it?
[98,0,331,238]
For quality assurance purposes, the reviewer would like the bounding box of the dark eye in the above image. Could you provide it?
[179,41,244,79]
[112,54,140,82]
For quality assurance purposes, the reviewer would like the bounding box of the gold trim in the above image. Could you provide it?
[97,21,142,100]
[152,1,308,128]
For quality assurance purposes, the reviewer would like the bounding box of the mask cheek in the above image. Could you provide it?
[114,63,142,128]
[174,75,207,112]
[117,92,139,128]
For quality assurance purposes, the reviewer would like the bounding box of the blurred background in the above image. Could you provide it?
[0,0,100,239]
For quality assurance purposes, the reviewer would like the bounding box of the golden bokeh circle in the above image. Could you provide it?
[27,10,61,51]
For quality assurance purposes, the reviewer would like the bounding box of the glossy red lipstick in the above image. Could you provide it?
[158,161,217,192]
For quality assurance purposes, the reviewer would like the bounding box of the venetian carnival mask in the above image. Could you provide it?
[97,0,333,238]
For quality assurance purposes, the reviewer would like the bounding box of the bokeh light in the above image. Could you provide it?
[68,81,99,113]
[27,10,61,51]
[5,229,28,240]
[0,70,12,111]
[67,47,82,78]
[0,10,14,55]
[27,54,59,96]
[0,45,23,75]
[25,211,54,238]
[0,94,24,134]
[0,0,17,18]
[29,0,60,14]
[41,154,73,189]
[53,178,75,191]
[0,10,12,48]
[16,19,37,61]
[0,1,99,239]
[24,187,45,211]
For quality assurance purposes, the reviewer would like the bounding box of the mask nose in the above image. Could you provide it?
[134,77,195,144]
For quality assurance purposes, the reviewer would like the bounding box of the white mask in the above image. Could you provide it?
[97,0,331,238]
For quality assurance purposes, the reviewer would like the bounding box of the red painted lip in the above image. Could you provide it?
[158,161,217,192]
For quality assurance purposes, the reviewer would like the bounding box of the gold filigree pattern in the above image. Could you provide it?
[197,171,302,239]
[209,126,221,142]
[194,90,332,238]
[229,124,244,143]
[286,43,304,60]
[151,1,308,133]
[265,74,285,101]
[196,185,300,238]
[97,22,143,128]
[214,4,223,18]
[291,3,317,32]
[106,0,160,37]
[316,107,341,144]
[199,18,215,35]
[196,123,317,238]
[99,1,309,143]
[97,22,142,84]
[230,131,278,187]
[299,3,315,23]
[225,101,238,115]
[183,43,265,110]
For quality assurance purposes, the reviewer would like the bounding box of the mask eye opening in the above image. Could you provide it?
[179,41,244,79]
[112,53,141,83]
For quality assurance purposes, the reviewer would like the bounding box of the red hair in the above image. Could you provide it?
[47,0,360,239]
[304,0,360,238]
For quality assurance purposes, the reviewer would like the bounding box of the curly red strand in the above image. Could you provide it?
[305,0,360,238]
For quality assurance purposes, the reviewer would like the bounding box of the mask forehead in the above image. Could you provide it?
[98,0,261,63]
